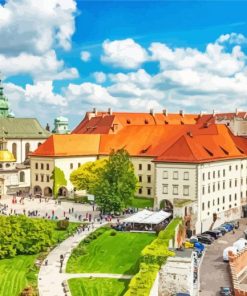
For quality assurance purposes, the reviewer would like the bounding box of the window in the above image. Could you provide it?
[147,164,151,171]
[25,142,30,159]
[217,198,220,205]
[213,171,215,179]
[163,185,168,194]
[184,172,189,180]
[218,182,220,190]
[139,164,142,170]
[173,185,178,195]
[223,169,226,177]
[208,172,210,180]
[213,183,215,192]
[41,163,44,170]
[202,186,205,195]
[78,163,81,168]
[202,202,205,211]
[241,164,243,169]
[203,173,205,181]
[147,188,151,195]
[20,171,25,183]
[235,179,237,187]
[183,185,189,196]
[229,194,232,202]
[173,171,178,180]
[46,164,49,170]
[147,175,151,183]
[235,165,238,170]
[70,163,73,169]
[12,143,17,160]
[35,163,38,170]
[218,170,220,178]
[138,188,142,194]
[41,174,44,182]
[229,165,232,171]
[46,175,50,182]
[235,193,237,200]
[223,196,225,203]
[208,201,210,209]
[139,175,142,182]
[229,180,232,188]
[213,199,215,206]
[35,174,38,181]
[223,181,225,189]
[208,185,210,194]
[163,171,168,179]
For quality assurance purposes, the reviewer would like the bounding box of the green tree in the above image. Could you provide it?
[51,167,67,198]
[70,158,107,194]
[94,149,138,213]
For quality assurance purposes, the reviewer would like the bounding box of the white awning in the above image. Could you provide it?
[124,210,171,225]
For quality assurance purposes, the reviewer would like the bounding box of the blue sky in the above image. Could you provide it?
[1,0,247,129]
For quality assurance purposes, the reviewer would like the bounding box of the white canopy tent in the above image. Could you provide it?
[124,210,171,225]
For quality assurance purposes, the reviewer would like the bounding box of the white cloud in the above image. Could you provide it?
[216,33,247,45]
[80,51,91,62]
[101,38,148,69]
[93,72,107,84]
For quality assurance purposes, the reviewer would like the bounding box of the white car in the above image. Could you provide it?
[223,246,237,262]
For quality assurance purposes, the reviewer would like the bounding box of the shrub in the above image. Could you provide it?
[83,238,91,244]
[57,220,69,230]
[74,245,87,256]
[110,230,117,236]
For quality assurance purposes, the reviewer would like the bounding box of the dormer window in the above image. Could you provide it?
[126,119,131,124]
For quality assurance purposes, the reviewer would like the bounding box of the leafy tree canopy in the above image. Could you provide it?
[70,158,108,194]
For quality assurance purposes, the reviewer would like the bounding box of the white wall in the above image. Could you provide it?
[54,156,97,193]
[6,139,46,163]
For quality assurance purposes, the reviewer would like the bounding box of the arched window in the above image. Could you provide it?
[38,142,42,148]
[25,143,30,159]
[12,143,17,160]
[20,171,25,182]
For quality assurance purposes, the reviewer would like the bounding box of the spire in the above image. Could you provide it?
[0,72,11,118]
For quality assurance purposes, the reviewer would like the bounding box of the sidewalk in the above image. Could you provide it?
[38,222,107,296]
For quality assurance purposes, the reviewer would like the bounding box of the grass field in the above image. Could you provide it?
[67,230,155,275]
[0,219,79,296]
[68,278,129,296]
[129,197,154,208]
[0,255,37,296]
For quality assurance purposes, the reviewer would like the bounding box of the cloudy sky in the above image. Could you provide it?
[1,0,247,129]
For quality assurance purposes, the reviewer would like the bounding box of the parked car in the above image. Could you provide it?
[184,241,194,248]
[215,227,227,235]
[200,233,215,240]
[221,223,234,232]
[197,235,213,244]
[194,241,205,251]
[223,246,237,262]
[202,230,221,239]
[189,236,198,244]
[233,238,247,252]
[220,287,233,296]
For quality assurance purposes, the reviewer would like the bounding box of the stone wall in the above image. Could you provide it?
[229,247,247,296]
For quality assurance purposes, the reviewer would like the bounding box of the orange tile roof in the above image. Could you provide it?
[72,111,199,134]
[31,134,101,157]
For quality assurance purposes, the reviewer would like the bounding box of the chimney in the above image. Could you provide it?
[92,107,97,115]
[187,131,193,137]
[163,109,168,116]
[179,110,184,117]
[108,107,112,115]
[150,108,154,115]
[46,123,50,132]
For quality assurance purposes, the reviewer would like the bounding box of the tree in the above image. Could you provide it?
[51,167,67,198]
[94,149,138,213]
[70,158,107,194]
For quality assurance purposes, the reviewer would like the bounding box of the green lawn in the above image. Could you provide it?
[0,255,38,296]
[0,219,79,296]
[68,278,129,296]
[129,197,154,208]
[67,230,155,275]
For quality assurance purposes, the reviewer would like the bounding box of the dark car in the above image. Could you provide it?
[221,223,234,232]
[220,287,233,296]
[203,230,221,239]
[215,227,227,235]
[197,235,213,244]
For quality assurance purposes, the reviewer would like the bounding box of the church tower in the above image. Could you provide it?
[0,78,13,118]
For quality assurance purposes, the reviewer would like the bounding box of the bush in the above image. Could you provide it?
[74,245,87,256]
[57,220,69,230]
[83,238,91,244]
[74,196,88,203]
[110,230,117,236]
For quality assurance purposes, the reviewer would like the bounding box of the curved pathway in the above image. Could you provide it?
[38,222,133,296]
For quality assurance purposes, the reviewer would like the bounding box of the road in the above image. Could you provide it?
[199,218,247,296]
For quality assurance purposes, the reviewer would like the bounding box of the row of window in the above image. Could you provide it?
[138,164,152,171]
[202,164,245,181]
[162,184,190,196]
[163,171,189,180]
[12,142,42,159]
[35,174,50,182]
[202,178,247,194]
[138,187,152,195]
[138,175,152,183]
[35,163,50,170]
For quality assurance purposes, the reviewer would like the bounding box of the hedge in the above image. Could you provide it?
[124,218,182,296]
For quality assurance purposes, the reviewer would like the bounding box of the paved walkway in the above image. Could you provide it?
[38,222,133,296]
[38,223,106,296]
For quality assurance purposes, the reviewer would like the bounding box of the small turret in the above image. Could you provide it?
[52,116,70,134]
